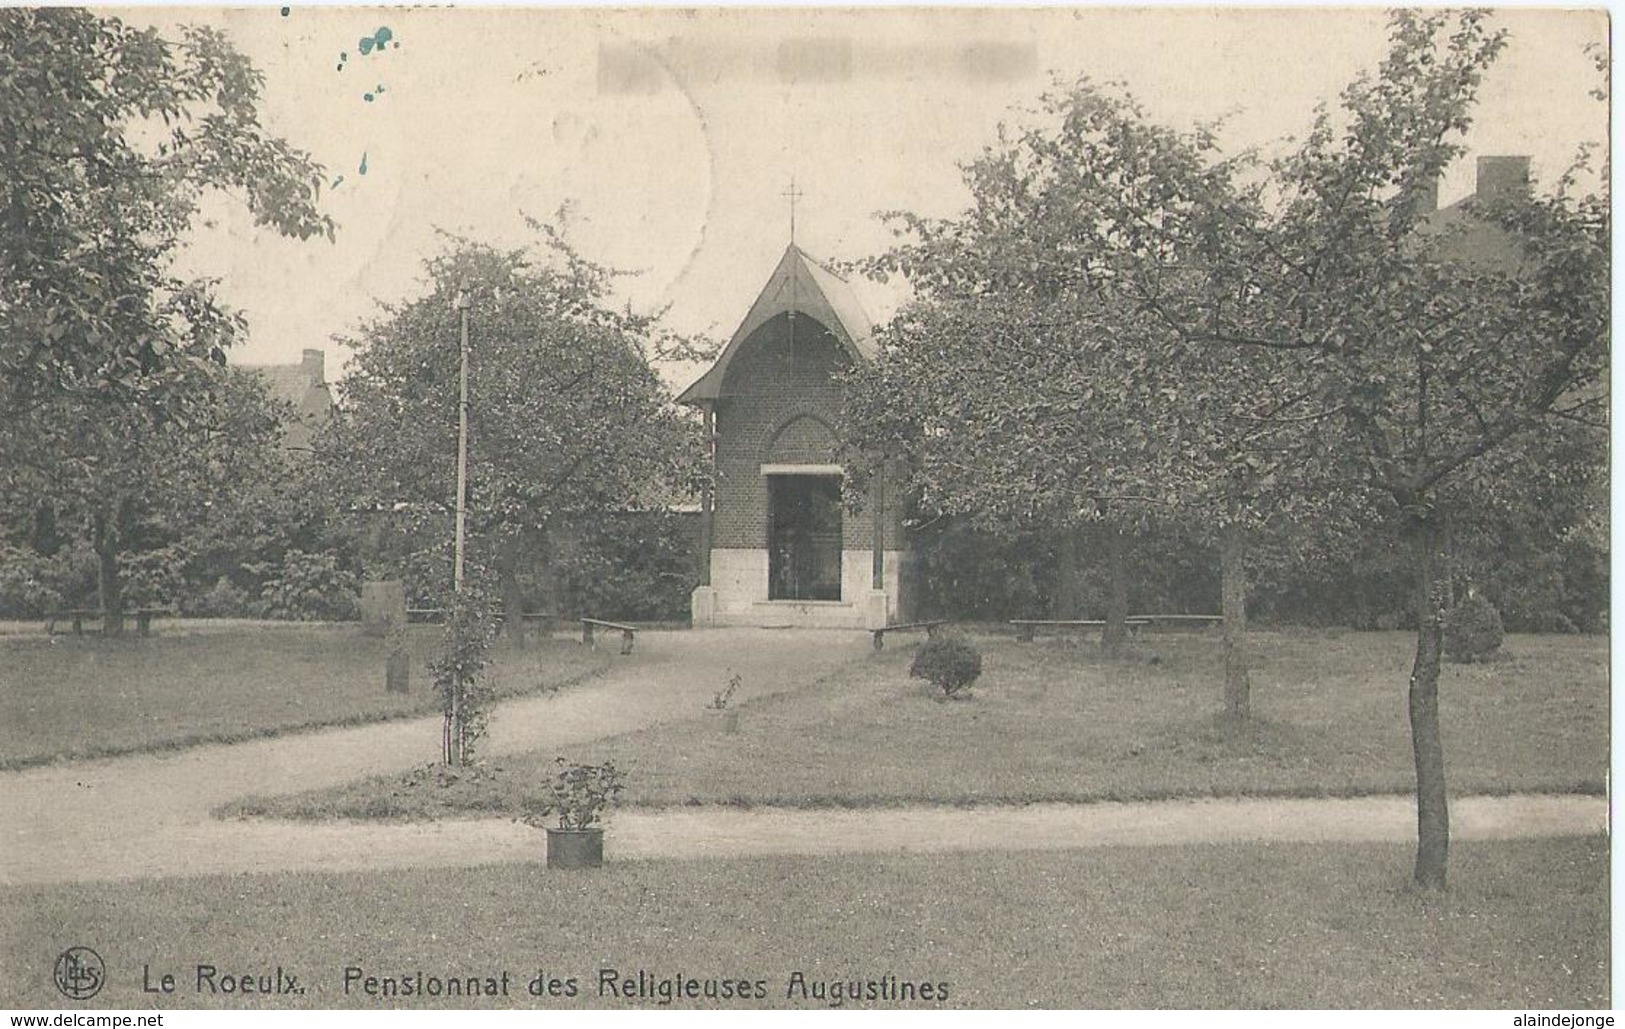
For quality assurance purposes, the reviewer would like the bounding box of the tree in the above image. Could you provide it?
[844,292,1157,656]
[842,82,1308,687]
[179,406,359,619]
[1057,12,1607,888]
[0,9,333,632]
[848,10,1606,889]
[1,370,302,629]
[1447,414,1608,633]
[329,231,710,629]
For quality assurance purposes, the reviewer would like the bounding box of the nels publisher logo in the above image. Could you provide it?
[54,947,105,1001]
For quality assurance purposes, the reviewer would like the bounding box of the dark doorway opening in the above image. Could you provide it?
[768,475,843,601]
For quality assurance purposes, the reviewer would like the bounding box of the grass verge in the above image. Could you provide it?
[0,835,1606,1009]
[229,630,1606,820]
[0,626,609,769]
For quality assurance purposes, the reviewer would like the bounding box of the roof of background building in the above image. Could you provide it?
[241,364,317,409]
[236,349,333,452]
[238,349,329,404]
[1417,155,1532,275]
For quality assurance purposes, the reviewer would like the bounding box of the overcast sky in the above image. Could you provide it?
[141,6,1607,388]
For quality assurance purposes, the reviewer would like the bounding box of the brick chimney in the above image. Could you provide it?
[301,348,325,385]
[1475,156,1530,202]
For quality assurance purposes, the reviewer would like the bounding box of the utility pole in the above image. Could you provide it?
[453,290,471,594]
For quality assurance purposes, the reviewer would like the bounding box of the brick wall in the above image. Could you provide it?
[710,312,904,551]
[765,414,835,464]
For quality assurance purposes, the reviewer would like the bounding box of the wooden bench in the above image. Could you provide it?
[131,608,169,636]
[44,607,169,637]
[45,609,100,636]
[1010,618,1150,642]
[581,617,637,655]
[1134,614,1224,632]
[870,619,949,652]
[407,609,560,635]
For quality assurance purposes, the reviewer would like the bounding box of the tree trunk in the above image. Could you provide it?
[1053,526,1084,618]
[1407,507,1451,890]
[1101,522,1130,657]
[1442,509,1456,609]
[1220,525,1251,723]
[92,507,125,637]
[497,532,527,642]
[535,527,561,617]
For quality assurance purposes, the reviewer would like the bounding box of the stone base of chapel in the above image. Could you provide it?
[689,549,903,629]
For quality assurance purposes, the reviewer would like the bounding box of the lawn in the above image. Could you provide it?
[234,629,1607,820]
[0,622,609,768]
[0,835,1606,1009]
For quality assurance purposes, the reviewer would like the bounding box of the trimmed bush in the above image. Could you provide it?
[187,576,253,618]
[909,632,983,697]
[556,510,697,623]
[120,545,188,608]
[1445,593,1505,663]
[256,550,359,621]
[0,543,68,617]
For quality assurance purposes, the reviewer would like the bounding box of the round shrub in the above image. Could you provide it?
[1445,593,1504,663]
[256,550,359,621]
[909,632,983,697]
[0,543,68,618]
[187,576,253,618]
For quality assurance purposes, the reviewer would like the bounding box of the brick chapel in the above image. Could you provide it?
[680,244,907,629]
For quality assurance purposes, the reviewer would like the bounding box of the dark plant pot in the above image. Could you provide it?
[706,708,740,733]
[546,827,604,869]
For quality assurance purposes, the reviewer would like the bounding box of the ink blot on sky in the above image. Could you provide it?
[358,26,393,56]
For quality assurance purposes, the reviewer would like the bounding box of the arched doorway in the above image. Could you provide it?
[767,473,842,600]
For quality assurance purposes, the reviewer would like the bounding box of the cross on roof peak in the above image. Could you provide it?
[781,177,805,244]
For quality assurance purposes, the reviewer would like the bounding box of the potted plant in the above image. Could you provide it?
[524,757,626,869]
[705,671,741,733]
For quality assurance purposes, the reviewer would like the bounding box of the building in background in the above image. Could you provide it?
[240,348,335,453]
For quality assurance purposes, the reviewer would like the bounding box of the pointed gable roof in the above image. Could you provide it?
[677,244,876,405]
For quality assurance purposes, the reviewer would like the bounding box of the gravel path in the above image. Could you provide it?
[0,628,870,886]
[3,794,1605,886]
[0,627,1605,887]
